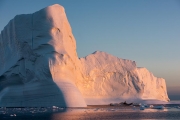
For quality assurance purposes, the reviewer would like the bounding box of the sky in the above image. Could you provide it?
[0,0,179,99]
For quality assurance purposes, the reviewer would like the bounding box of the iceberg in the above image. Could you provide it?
[0,4,169,107]
[78,51,169,104]
[0,4,86,107]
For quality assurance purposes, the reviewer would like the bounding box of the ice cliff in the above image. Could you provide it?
[0,4,169,107]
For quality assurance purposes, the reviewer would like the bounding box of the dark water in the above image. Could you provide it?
[0,104,180,120]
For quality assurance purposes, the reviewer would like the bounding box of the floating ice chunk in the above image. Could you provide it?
[149,105,154,108]
[133,103,141,106]
[52,106,58,109]
[153,105,164,109]
[140,105,145,110]
[110,109,115,111]
[10,114,16,117]
[143,104,148,108]
[59,107,64,110]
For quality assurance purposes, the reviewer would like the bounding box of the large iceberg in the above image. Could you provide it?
[0,4,169,107]
[0,4,86,107]
[78,51,169,104]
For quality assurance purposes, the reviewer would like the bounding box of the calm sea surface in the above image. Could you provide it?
[1,102,180,120]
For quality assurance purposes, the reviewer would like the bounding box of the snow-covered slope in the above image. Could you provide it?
[78,51,169,104]
[0,4,169,107]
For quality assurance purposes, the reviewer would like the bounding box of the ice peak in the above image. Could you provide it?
[44,4,64,12]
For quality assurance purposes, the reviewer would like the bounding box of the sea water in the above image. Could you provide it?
[0,102,180,120]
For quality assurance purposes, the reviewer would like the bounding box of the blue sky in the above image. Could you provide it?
[0,0,180,98]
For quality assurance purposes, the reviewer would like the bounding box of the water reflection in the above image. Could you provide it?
[0,104,180,120]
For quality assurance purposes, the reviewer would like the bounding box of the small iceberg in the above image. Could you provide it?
[133,103,141,106]
[140,106,145,110]
[149,105,154,108]
[110,109,115,111]
[52,106,58,109]
[10,114,16,117]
